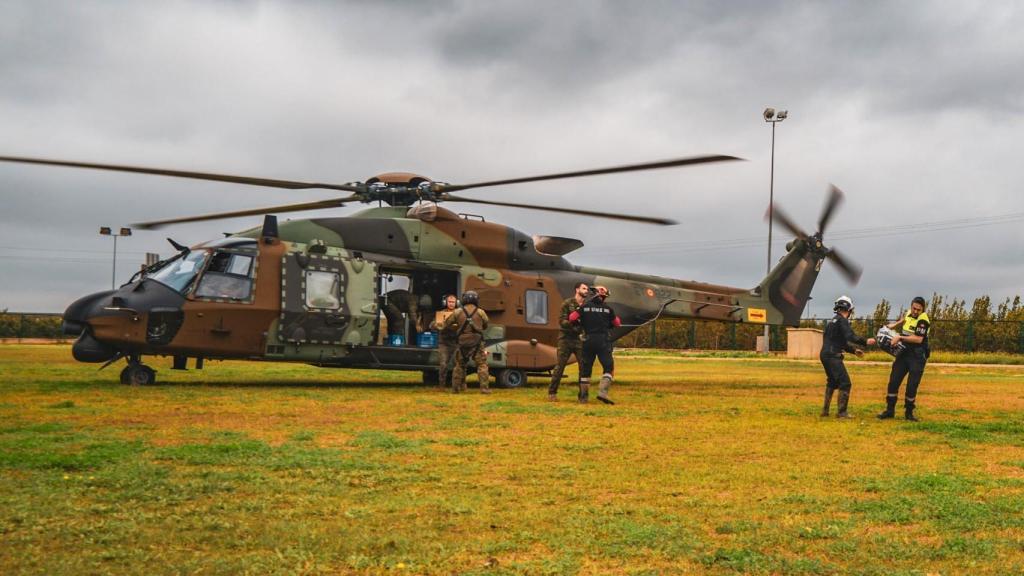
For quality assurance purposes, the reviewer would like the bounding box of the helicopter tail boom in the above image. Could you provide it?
[750,237,823,326]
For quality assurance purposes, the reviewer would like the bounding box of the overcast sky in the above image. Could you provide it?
[2,0,1022,317]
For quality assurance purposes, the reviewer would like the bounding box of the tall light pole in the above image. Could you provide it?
[763,107,787,353]
[100,227,132,289]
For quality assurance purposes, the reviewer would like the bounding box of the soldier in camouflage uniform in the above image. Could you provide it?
[442,290,491,394]
[382,288,419,343]
[548,282,589,401]
[430,294,459,389]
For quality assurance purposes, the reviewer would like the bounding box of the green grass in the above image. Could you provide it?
[1,344,1024,575]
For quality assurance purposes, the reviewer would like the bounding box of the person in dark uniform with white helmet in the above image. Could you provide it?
[820,295,876,418]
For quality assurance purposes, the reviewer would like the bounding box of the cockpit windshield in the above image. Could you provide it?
[149,250,209,294]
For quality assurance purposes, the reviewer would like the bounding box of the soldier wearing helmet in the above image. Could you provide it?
[877,296,931,421]
[441,290,491,393]
[820,295,876,418]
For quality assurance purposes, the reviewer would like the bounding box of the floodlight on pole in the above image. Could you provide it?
[100,226,132,290]
[763,107,787,353]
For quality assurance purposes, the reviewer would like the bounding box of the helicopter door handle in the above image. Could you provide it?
[211,318,231,335]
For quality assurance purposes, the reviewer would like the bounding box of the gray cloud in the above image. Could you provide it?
[1,0,1022,314]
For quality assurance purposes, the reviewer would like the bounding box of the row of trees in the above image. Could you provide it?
[618,294,1024,353]
[0,312,65,340]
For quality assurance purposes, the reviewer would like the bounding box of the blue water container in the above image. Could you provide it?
[417,331,438,348]
[388,334,405,347]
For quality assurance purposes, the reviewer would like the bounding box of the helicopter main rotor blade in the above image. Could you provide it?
[133,195,363,230]
[827,247,862,285]
[0,155,366,193]
[766,204,810,240]
[436,154,742,193]
[442,194,676,225]
[818,185,845,235]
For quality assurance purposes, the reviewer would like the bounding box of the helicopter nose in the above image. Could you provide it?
[71,330,118,363]
[63,290,119,362]
[62,289,115,336]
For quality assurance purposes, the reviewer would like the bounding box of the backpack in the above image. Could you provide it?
[456,307,483,347]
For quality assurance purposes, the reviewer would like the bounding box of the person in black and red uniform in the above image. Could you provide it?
[568,287,620,404]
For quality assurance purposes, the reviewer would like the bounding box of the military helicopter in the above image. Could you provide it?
[0,154,860,386]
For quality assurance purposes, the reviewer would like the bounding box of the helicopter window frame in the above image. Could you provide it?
[305,270,342,310]
[193,250,257,303]
[148,250,210,295]
[524,289,548,325]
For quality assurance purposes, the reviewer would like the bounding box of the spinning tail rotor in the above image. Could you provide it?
[768,185,862,284]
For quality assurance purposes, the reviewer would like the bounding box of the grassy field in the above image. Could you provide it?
[1,345,1023,575]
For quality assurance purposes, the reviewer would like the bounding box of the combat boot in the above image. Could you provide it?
[578,380,590,404]
[876,396,897,419]
[836,390,852,419]
[904,399,918,422]
[821,387,835,417]
[597,374,614,405]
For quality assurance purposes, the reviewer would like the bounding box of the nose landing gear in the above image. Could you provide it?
[120,356,157,385]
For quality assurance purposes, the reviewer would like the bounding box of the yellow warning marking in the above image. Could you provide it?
[747,308,767,323]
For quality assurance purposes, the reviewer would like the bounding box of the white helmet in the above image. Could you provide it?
[834,295,854,313]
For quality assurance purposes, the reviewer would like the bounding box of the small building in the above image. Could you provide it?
[787,328,823,359]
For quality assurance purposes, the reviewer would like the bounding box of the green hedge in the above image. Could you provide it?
[0,314,65,339]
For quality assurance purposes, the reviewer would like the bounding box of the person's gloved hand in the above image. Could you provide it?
[568,310,581,323]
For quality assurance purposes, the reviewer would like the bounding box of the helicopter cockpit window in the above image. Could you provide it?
[194,251,255,301]
[525,289,548,325]
[305,270,341,310]
[149,251,209,294]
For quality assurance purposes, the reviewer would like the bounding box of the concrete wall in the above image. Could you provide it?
[787,328,822,359]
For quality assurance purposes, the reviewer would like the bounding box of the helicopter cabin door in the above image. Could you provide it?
[275,252,378,346]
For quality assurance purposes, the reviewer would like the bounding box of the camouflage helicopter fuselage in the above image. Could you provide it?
[64,204,825,383]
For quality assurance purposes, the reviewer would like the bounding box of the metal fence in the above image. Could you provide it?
[4,311,1023,353]
[618,318,1024,354]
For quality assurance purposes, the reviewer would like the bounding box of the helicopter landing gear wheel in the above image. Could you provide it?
[120,363,156,386]
[496,368,526,389]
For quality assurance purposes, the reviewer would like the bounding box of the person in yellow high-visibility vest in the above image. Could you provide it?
[877,296,931,421]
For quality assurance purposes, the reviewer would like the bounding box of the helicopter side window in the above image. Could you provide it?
[194,252,254,301]
[525,289,548,324]
[305,271,341,310]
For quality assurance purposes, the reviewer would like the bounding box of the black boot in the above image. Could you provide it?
[836,390,852,418]
[876,396,897,419]
[578,380,590,404]
[905,399,919,422]
[821,387,835,417]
